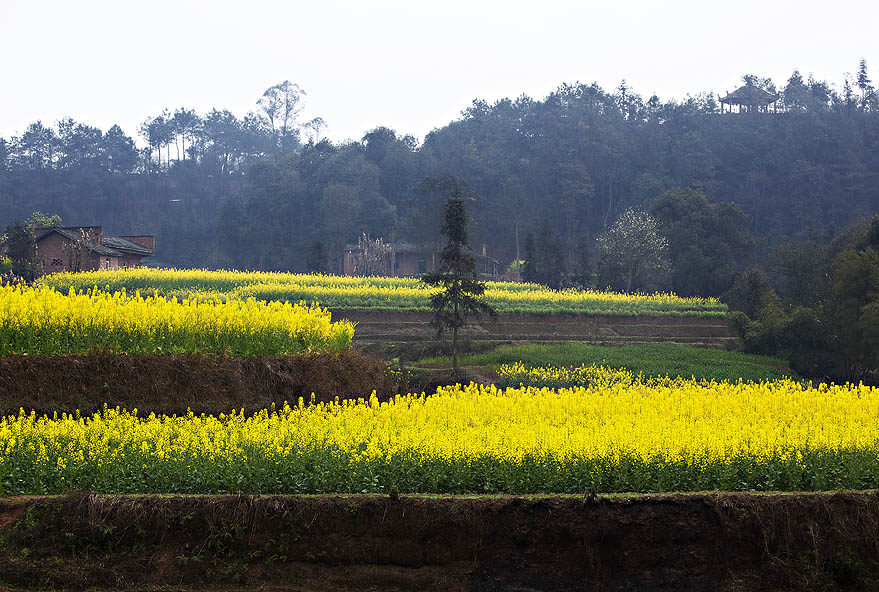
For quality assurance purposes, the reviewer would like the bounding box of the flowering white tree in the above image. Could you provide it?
[598,209,670,293]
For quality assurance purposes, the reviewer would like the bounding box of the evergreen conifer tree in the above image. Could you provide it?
[422,185,495,374]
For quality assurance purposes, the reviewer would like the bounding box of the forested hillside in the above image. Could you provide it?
[2,67,878,297]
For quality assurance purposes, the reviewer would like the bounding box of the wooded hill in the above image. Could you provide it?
[2,65,878,298]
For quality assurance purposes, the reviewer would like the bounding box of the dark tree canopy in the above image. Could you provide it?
[2,223,37,280]
[649,188,754,297]
[523,222,568,290]
[729,216,879,385]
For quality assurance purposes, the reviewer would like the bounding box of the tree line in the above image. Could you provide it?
[1,63,879,297]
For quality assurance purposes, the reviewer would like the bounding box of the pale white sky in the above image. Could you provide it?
[0,0,875,145]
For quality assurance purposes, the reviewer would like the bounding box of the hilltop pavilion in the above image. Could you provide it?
[719,84,780,114]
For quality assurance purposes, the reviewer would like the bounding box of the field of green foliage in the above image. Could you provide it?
[415,343,794,385]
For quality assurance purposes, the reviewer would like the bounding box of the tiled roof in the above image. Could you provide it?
[46,228,122,256]
[101,236,154,255]
[720,85,779,105]
[35,227,154,257]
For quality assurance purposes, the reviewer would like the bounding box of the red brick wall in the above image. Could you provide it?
[35,229,151,276]
[36,233,118,275]
[84,252,103,272]
[35,233,70,275]
[120,254,145,269]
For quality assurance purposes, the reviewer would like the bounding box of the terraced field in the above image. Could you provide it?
[16,269,853,591]
[334,309,740,349]
[42,268,727,316]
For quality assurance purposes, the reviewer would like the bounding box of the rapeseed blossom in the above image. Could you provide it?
[43,268,725,316]
[0,284,353,355]
[1,373,877,494]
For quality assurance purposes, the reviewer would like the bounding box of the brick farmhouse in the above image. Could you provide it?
[34,226,155,275]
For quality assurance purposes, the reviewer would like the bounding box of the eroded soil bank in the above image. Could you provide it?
[0,351,392,416]
[0,491,877,591]
[335,310,740,350]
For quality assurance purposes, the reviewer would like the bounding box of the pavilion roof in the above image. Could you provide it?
[719,85,779,105]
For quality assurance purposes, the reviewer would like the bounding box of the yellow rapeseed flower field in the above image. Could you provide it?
[496,361,638,388]
[42,267,725,316]
[0,284,354,355]
[2,372,877,494]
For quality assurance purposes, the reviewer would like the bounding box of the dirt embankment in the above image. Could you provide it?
[0,492,877,592]
[0,351,393,416]
[334,310,741,350]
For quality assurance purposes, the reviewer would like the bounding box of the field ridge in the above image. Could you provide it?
[1,491,876,591]
[333,309,740,349]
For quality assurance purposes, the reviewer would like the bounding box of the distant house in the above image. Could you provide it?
[34,226,155,275]
[342,241,501,278]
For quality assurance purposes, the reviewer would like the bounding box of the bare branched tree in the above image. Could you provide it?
[61,228,95,273]
[353,233,393,276]
[257,80,305,140]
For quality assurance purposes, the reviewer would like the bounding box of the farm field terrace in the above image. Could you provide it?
[42,268,727,316]
[0,284,354,356]
[2,371,878,495]
[415,343,795,384]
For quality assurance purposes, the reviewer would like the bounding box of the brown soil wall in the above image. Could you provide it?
[0,351,391,416]
[333,310,740,349]
[0,492,877,591]
[332,310,731,326]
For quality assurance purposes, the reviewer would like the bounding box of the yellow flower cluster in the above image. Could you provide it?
[2,373,878,493]
[330,379,879,463]
[0,284,354,355]
[43,267,725,316]
[497,361,638,388]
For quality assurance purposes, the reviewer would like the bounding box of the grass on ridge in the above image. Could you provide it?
[414,343,795,383]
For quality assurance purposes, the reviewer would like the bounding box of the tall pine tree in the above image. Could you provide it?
[421,184,495,374]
